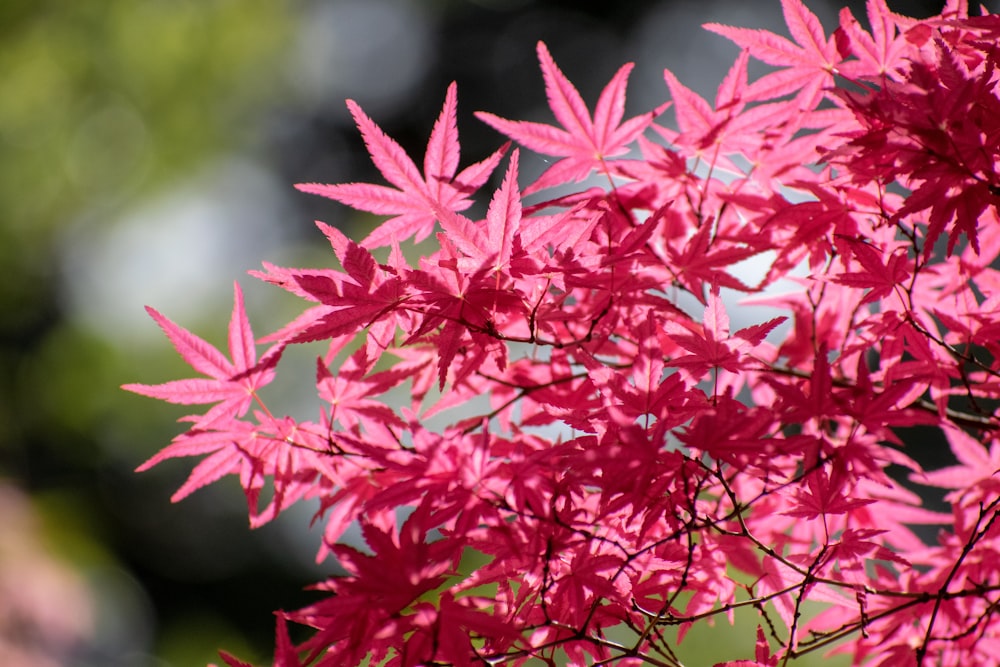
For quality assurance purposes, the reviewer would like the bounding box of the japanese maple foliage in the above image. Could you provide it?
[125,1,1000,665]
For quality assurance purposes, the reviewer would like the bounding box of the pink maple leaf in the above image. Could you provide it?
[432,149,529,288]
[784,469,876,520]
[658,49,794,162]
[316,348,407,432]
[662,287,785,380]
[251,223,406,345]
[122,282,283,430]
[835,0,911,81]
[476,41,661,194]
[914,424,1000,501]
[665,218,765,298]
[297,82,507,248]
[704,0,842,110]
[830,237,911,305]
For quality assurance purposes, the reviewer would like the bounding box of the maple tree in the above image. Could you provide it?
[124,0,1000,664]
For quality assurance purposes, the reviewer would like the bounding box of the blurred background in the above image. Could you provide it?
[0,0,985,665]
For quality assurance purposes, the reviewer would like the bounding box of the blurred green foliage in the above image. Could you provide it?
[0,0,291,233]
[0,0,294,474]
[0,1,297,664]
[0,0,290,350]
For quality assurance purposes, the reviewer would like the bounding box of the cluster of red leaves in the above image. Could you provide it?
[125,1,1000,665]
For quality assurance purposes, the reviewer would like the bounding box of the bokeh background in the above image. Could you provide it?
[1,0,991,665]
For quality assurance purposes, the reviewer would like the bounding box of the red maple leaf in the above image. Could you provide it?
[404,253,515,389]
[658,49,797,165]
[784,469,876,520]
[824,36,1000,257]
[830,237,911,305]
[665,218,766,298]
[662,287,785,380]
[251,223,406,345]
[290,507,461,665]
[123,284,300,509]
[316,348,408,433]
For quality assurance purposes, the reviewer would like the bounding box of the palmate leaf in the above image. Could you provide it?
[434,149,523,276]
[704,0,841,109]
[316,350,407,432]
[785,469,876,520]
[124,285,293,508]
[250,230,407,345]
[476,41,662,194]
[665,219,765,299]
[122,282,284,429]
[830,237,911,305]
[658,49,791,159]
[835,0,911,81]
[297,82,507,248]
[662,288,785,379]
